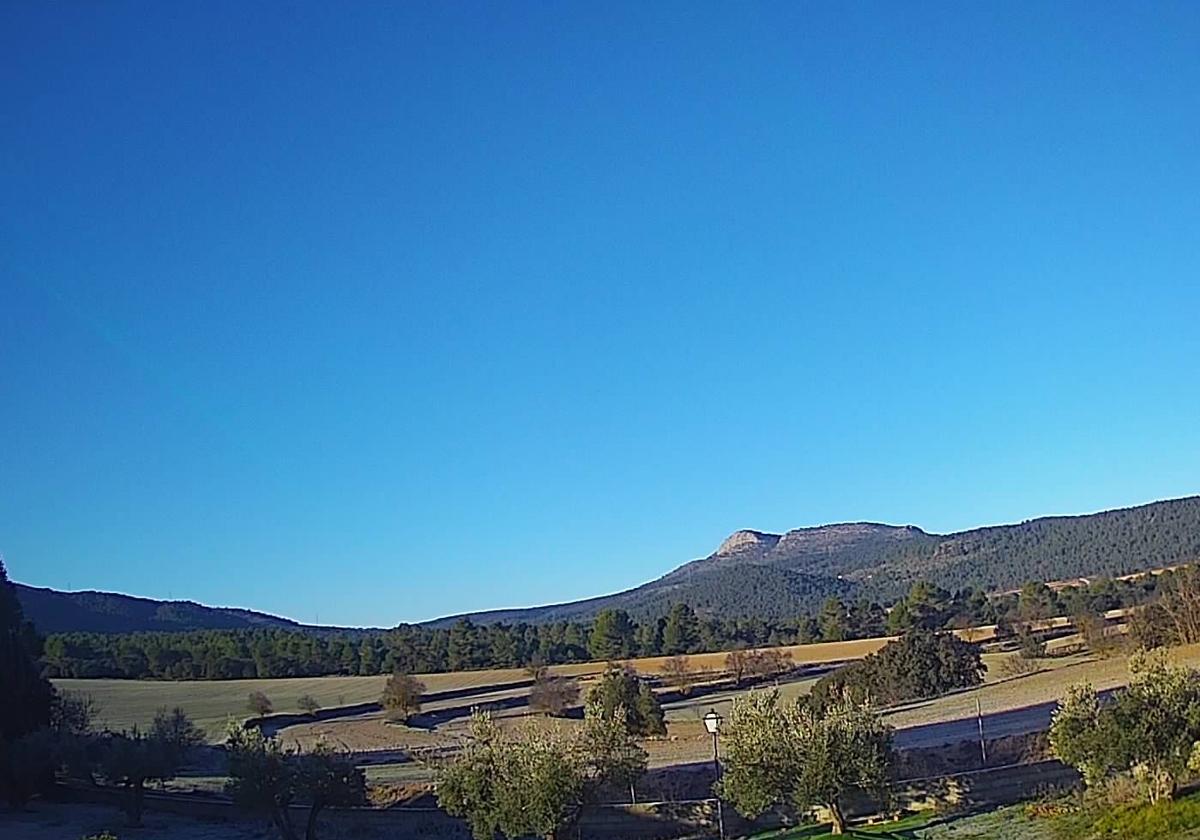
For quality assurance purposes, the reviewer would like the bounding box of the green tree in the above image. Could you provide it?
[226,725,366,840]
[818,597,847,642]
[717,688,892,834]
[0,560,58,807]
[150,706,205,765]
[578,699,648,800]
[635,683,665,737]
[1018,581,1059,622]
[448,619,479,670]
[635,620,663,657]
[588,610,636,661]
[797,615,821,644]
[586,665,665,736]
[438,710,584,840]
[888,581,953,632]
[99,728,184,825]
[438,705,646,840]
[661,604,700,655]
[1050,652,1200,801]
[296,745,368,840]
[0,560,55,743]
[811,629,984,708]
[226,725,297,839]
[357,638,380,676]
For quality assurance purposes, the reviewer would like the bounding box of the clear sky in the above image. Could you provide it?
[2,2,1198,627]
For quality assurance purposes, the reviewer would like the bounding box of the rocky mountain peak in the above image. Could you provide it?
[716,529,781,555]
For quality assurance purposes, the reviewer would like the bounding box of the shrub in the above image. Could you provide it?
[297,695,321,715]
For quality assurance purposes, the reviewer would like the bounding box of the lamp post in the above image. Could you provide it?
[703,710,725,840]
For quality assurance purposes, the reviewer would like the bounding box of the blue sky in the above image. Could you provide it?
[2,2,1198,626]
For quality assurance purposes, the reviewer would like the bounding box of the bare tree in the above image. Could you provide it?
[661,655,694,697]
[725,649,750,686]
[247,691,274,716]
[1157,566,1200,645]
[382,673,425,723]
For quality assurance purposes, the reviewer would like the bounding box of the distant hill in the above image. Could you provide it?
[18,495,1200,634]
[429,496,1200,625]
[13,584,367,636]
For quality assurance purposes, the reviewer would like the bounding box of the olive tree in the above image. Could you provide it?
[226,725,367,840]
[98,729,177,826]
[717,689,892,835]
[1050,652,1200,801]
[438,703,646,840]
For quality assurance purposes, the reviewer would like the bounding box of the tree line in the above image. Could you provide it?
[38,570,1164,681]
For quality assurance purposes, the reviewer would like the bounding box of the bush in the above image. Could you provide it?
[297,695,321,715]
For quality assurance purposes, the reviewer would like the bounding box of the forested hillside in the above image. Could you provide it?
[18,496,1200,632]
[13,585,364,635]
[438,496,1200,624]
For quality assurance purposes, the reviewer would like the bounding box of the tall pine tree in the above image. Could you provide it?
[662,604,700,655]
[0,560,55,742]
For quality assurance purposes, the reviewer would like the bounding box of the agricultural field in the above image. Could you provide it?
[53,635,898,740]
[53,624,1187,785]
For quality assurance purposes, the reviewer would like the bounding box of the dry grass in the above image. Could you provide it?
[53,636,899,740]
[52,619,1145,751]
[888,642,1200,732]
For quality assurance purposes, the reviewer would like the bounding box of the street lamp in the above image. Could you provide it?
[703,710,725,840]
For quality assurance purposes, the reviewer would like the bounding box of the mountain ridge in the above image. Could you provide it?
[12,583,373,636]
[15,495,1200,634]
[426,496,1200,625]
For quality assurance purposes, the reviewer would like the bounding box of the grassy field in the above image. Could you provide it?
[54,624,1171,753]
[54,674,390,739]
[53,635,901,739]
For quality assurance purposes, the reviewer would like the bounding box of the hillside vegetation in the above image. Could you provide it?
[17,496,1200,635]
[446,496,1200,623]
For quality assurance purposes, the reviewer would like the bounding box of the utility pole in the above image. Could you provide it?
[976,696,987,765]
